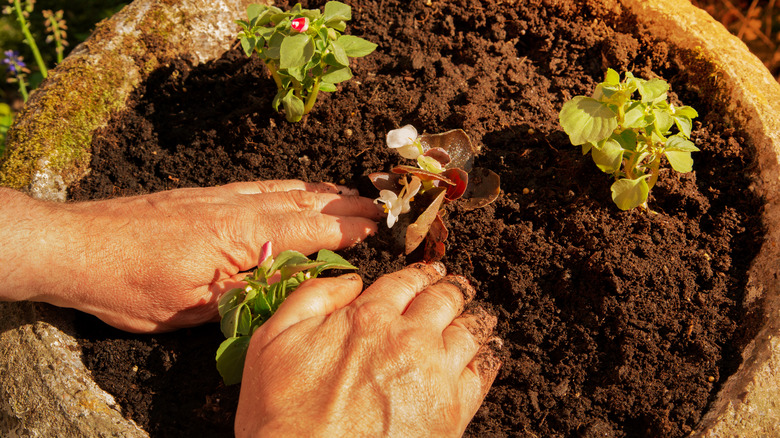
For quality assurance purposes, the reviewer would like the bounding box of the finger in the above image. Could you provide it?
[443,306,497,371]
[250,274,364,352]
[402,275,475,331]
[262,212,378,256]
[456,338,503,434]
[355,262,447,313]
[224,180,359,196]
[248,190,383,220]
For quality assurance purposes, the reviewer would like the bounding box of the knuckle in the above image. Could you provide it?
[286,189,320,211]
[352,300,395,330]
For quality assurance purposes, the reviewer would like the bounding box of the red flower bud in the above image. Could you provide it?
[291,17,309,33]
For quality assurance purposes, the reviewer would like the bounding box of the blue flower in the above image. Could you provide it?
[3,50,26,75]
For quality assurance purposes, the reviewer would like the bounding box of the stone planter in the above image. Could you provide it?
[1,0,779,436]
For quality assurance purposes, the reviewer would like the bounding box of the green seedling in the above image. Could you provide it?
[559,68,699,210]
[236,1,377,122]
[216,242,356,385]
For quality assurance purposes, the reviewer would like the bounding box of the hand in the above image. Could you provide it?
[235,263,501,437]
[0,181,380,332]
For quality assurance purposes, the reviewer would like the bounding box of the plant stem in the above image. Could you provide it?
[303,78,320,114]
[265,61,283,90]
[13,0,47,78]
[17,75,29,102]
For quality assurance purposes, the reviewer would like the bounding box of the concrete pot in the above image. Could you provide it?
[1,0,779,436]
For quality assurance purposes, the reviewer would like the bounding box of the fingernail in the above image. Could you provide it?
[409,261,447,277]
[339,273,362,281]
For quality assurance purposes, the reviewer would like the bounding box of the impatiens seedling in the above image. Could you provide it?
[371,126,501,261]
[216,241,356,385]
[559,68,700,210]
[236,2,377,122]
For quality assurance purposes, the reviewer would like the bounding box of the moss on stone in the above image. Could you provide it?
[0,2,182,191]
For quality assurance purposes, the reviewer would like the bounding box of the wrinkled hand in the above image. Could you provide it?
[3,181,380,332]
[235,263,501,437]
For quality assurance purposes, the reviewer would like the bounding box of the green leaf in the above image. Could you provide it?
[637,78,668,103]
[247,4,266,21]
[581,142,593,155]
[282,91,305,122]
[591,138,624,174]
[269,250,310,276]
[280,261,325,279]
[674,115,693,138]
[652,108,674,135]
[280,34,315,69]
[613,129,638,152]
[329,40,350,67]
[559,96,618,145]
[611,177,650,210]
[216,336,251,385]
[236,305,252,336]
[604,68,620,85]
[240,36,256,57]
[673,105,698,120]
[665,135,700,152]
[319,82,337,92]
[221,303,248,338]
[287,65,307,82]
[264,32,284,59]
[218,288,243,317]
[272,89,286,112]
[665,136,698,173]
[324,1,351,22]
[337,35,377,57]
[623,101,648,129]
[253,292,273,319]
[665,150,694,173]
[322,66,353,84]
[313,249,357,276]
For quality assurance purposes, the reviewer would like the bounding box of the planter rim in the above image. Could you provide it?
[2,0,780,436]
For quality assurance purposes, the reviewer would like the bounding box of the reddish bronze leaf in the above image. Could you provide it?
[405,188,446,254]
[368,172,402,192]
[391,165,455,185]
[420,129,480,172]
[423,148,451,167]
[441,168,468,202]
[461,167,501,210]
[423,214,449,262]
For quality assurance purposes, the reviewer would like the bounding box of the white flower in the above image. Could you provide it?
[387,125,423,160]
[374,176,421,228]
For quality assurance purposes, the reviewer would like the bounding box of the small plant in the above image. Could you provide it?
[4,0,49,80]
[371,125,501,261]
[3,50,30,101]
[558,68,700,210]
[43,9,69,64]
[236,1,377,122]
[216,242,357,385]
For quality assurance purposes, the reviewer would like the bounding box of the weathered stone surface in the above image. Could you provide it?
[1,0,780,436]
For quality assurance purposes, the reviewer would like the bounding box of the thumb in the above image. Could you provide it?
[249,273,364,351]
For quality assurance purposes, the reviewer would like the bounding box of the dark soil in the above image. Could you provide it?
[69,0,766,437]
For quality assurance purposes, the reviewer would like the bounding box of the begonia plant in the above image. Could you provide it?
[371,125,501,261]
[236,1,377,122]
[558,68,700,210]
[215,241,356,385]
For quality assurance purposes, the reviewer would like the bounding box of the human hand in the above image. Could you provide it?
[235,263,501,437]
[0,181,380,333]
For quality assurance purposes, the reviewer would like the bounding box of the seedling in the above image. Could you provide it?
[236,2,377,122]
[558,68,699,210]
[216,242,356,384]
[371,125,501,261]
